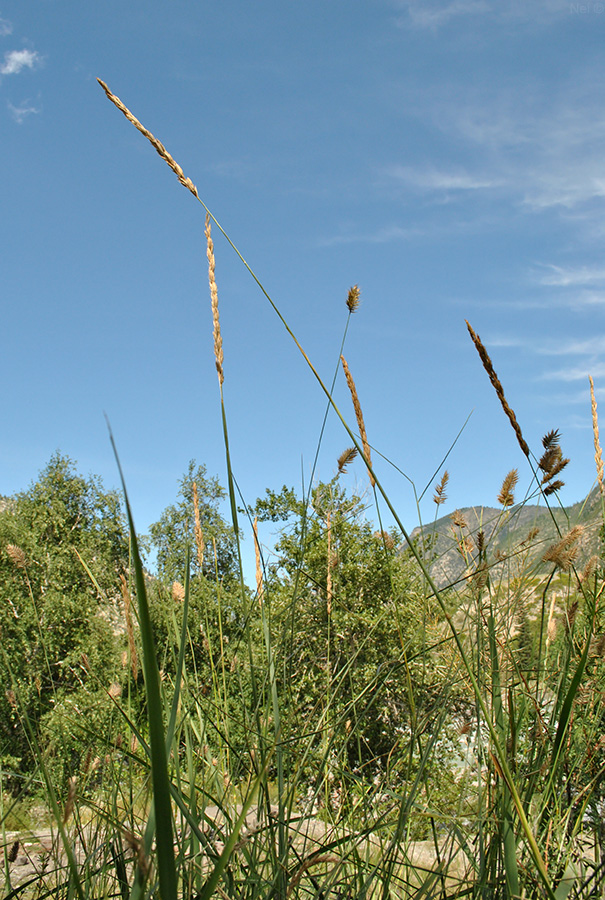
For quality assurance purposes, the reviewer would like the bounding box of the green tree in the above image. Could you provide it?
[253,479,430,784]
[0,453,129,788]
[149,460,238,584]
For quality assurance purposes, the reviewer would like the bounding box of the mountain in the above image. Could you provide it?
[409,486,604,589]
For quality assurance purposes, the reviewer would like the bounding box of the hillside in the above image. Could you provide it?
[410,486,604,589]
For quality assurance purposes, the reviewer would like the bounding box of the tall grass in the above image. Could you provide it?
[2,80,605,899]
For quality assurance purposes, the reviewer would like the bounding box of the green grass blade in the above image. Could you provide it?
[109,425,178,900]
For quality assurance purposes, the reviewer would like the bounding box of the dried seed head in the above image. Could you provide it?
[108,682,122,700]
[539,430,569,491]
[5,689,16,710]
[374,530,395,550]
[8,840,19,863]
[253,517,264,603]
[565,599,579,634]
[590,376,604,495]
[205,214,224,386]
[120,574,138,680]
[498,469,519,507]
[341,355,374,486]
[543,525,584,571]
[337,446,358,474]
[433,471,449,506]
[451,510,468,528]
[97,79,199,198]
[62,776,77,825]
[547,616,558,645]
[466,321,530,457]
[192,481,205,570]
[172,581,185,602]
[5,544,27,569]
[476,530,485,554]
[346,285,361,313]
[581,554,598,584]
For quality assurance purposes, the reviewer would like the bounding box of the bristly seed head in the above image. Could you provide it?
[433,471,449,506]
[337,446,358,474]
[205,213,224,386]
[542,525,583,571]
[346,285,361,313]
[498,469,519,507]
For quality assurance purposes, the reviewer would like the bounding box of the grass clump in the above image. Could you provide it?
[1,80,605,899]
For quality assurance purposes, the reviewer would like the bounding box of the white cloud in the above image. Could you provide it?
[534,264,605,287]
[8,100,40,123]
[402,0,489,28]
[1,49,41,76]
[384,165,501,192]
[395,0,571,29]
[0,18,12,37]
[541,362,605,382]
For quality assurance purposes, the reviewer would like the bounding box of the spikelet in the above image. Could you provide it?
[204,214,225,386]
[538,430,569,494]
[451,510,467,528]
[5,544,27,569]
[346,285,361,313]
[580,554,598,584]
[253,517,264,604]
[8,840,19,863]
[590,376,604,495]
[498,469,518,507]
[62,776,77,825]
[466,321,530,457]
[542,525,583,572]
[119,574,138,680]
[192,481,205,570]
[97,79,199,198]
[172,581,185,602]
[337,446,358,474]
[433,471,449,506]
[340,355,375,486]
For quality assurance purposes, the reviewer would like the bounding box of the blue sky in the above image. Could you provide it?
[3,0,605,575]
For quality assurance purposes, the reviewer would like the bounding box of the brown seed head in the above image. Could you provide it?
[62,776,77,825]
[433,471,449,506]
[590,376,604,495]
[5,544,27,569]
[120,574,138,680]
[97,79,199,198]
[451,510,468,528]
[8,840,19,863]
[346,285,361,313]
[192,481,205,570]
[498,469,519,507]
[341,355,374,486]
[466,320,530,457]
[337,446,358,474]
[543,525,584,571]
[205,214,224,386]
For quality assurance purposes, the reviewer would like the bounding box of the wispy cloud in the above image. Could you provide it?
[384,165,501,192]
[395,0,570,29]
[533,264,605,287]
[1,49,41,76]
[319,224,426,246]
[8,100,40,123]
[0,18,12,37]
[400,0,489,29]
[542,362,605,382]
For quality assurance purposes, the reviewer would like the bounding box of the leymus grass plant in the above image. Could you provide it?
[2,79,605,899]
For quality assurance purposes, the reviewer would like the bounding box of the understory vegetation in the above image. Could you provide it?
[2,82,605,899]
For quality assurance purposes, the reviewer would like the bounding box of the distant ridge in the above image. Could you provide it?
[410,486,603,589]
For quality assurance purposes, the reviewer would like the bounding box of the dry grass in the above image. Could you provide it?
[340,354,374,486]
